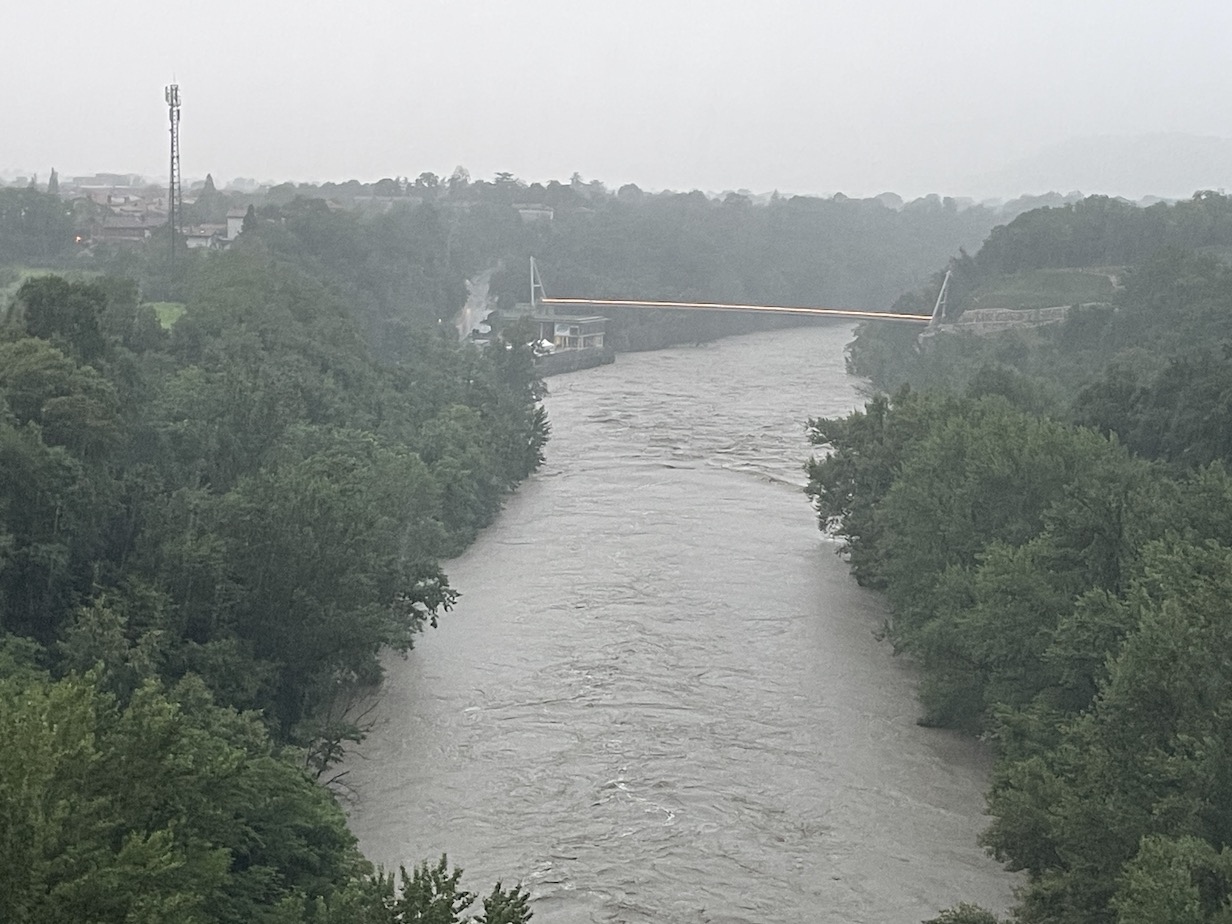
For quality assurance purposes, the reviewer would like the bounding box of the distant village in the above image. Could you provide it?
[0,170,264,252]
[0,168,576,258]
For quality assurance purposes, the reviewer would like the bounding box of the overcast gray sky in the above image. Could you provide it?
[4,0,1231,199]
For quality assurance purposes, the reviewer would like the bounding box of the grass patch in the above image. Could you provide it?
[147,302,186,329]
[969,268,1119,311]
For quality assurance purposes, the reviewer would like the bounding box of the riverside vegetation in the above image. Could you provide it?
[1,173,991,923]
[1,173,1209,922]
[810,191,1232,923]
[0,200,547,921]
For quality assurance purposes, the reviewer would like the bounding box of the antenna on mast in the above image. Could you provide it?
[165,83,183,265]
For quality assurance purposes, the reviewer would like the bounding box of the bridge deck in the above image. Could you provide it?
[540,296,933,323]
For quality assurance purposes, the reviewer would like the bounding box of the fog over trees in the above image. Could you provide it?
[4,167,1232,921]
[815,191,1232,922]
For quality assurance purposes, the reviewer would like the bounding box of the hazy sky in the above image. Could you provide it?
[4,0,1231,199]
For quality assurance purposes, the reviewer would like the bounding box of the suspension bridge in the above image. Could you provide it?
[529,259,951,326]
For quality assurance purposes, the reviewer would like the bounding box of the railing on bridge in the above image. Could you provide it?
[530,258,947,326]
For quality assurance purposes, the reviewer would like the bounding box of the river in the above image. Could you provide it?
[343,324,1017,923]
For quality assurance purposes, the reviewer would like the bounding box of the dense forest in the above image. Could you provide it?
[847,191,1232,393]
[0,194,548,921]
[0,174,1016,923]
[8,171,1229,922]
[810,192,1232,923]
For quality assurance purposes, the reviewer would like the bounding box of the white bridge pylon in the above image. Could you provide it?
[530,258,941,325]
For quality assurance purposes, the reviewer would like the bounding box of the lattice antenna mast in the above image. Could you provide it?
[530,257,548,310]
[929,269,952,326]
[165,83,183,264]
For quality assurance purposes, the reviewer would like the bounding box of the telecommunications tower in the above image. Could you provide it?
[165,83,183,263]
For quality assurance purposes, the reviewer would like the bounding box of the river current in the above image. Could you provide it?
[344,324,1017,923]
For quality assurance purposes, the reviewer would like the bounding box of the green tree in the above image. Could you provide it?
[0,187,72,263]
[12,275,109,362]
[0,410,113,643]
[475,882,534,924]
[0,337,120,458]
[146,427,455,731]
[315,861,531,924]
[0,670,363,924]
[1112,836,1229,924]
[805,388,956,586]
[985,538,1232,923]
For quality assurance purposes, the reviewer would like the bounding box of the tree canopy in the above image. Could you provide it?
[0,203,545,919]
[811,191,1232,922]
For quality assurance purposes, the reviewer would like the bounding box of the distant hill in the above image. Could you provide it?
[977,132,1232,200]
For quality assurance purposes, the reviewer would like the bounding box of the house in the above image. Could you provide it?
[547,315,605,350]
[501,304,606,351]
[182,224,227,250]
[226,207,247,241]
[93,216,150,245]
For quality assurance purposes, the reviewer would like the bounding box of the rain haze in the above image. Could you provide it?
[4,0,1232,199]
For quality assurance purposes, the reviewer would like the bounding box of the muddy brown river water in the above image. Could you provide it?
[343,324,1017,923]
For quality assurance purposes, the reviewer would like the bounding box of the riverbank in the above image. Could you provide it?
[534,345,615,376]
[344,325,1017,923]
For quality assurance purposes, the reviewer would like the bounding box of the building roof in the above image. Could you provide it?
[99,216,147,229]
